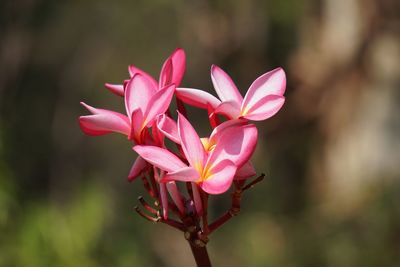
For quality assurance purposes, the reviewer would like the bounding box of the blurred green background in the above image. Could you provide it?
[1,0,399,266]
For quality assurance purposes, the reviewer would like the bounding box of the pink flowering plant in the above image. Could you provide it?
[79,48,286,267]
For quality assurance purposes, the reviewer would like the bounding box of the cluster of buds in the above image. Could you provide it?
[79,48,286,248]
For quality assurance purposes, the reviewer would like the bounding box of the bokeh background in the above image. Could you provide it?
[1,0,399,266]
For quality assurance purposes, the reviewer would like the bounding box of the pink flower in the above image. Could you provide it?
[157,115,257,180]
[104,48,186,96]
[80,74,176,181]
[176,65,286,121]
[133,113,258,195]
[79,75,175,144]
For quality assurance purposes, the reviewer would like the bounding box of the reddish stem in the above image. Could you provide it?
[141,175,156,199]
[189,242,212,267]
[208,211,234,234]
[147,169,160,199]
[201,191,210,235]
[208,190,242,234]
[160,218,185,231]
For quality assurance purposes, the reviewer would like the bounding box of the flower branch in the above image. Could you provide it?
[79,48,285,267]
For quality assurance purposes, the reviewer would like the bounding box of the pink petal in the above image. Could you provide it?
[176,88,221,110]
[209,119,248,145]
[105,83,124,97]
[128,64,159,89]
[133,145,186,172]
[162,166,199,182]
[157,114,180,144]
[207,124,258,169]
[207,103,220,128]
[201,160,237,194]
[142,84,175,127]
[243,95,285,121]
[235,161,256,180]
[191,183,203,215]
[169,48,186,86]
[79,102,130,136]
[200,137,210,150]
[150,120,164,146]
[178,113,207,171]
[166,181,185,214]
[242,67,286,112]
[214,101,242,119]
[211,65,243,104]
[125,74,157,118]
[159,58,173,87]
[127,156,147,181]
[129,108,144,142]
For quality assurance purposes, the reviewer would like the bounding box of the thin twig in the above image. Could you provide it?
[138,196,158,214]
[134,206,160,222]
[147,169,159,198]
[168,200,182,218]
[186,182,193,199]
[208,210,235,234]
[201,190,210,235]
[242,174,265,191]
[141,175,156,198]
[160,218,185,231]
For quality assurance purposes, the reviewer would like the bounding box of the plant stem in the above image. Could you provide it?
[189,242,212,267]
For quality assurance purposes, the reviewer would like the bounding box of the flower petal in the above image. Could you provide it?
[157,114,180,144]
[242,67,286,111]
[125,73,157,118]
[235,161,256,180]
[79,102,130,136]
[201,160,237,194]
[169,48,186,86]
[207,124,258,169]
[128,64,159,89]
[209,119,248,145]
[171,48,186,86]
[214,101,242,119]
[159,58,173,87]
[176,88,221,110]
[242,95,285,121]
[142,84,175,127]
[105,83,124,96]
[129,108,144,142]
[211,65,243,104]
[133,145,186,172]
[159,48,186,88]
[178,113,207,171]
[151,120,164,146]
[127,156,147,181]
[162,166,199,182]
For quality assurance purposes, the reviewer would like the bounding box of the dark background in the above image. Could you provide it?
[1,0,399,266]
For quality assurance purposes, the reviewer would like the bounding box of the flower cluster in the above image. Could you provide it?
[79,48,285,230]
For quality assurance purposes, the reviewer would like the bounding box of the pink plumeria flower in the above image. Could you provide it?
[104,48,186,96]
[199,119,257,179]
[80,74,175,181]
[212,65,286,120]
[79,75,175,143]
[133,113,258,195]
[157,115,257,179]
[176,65,286,121]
